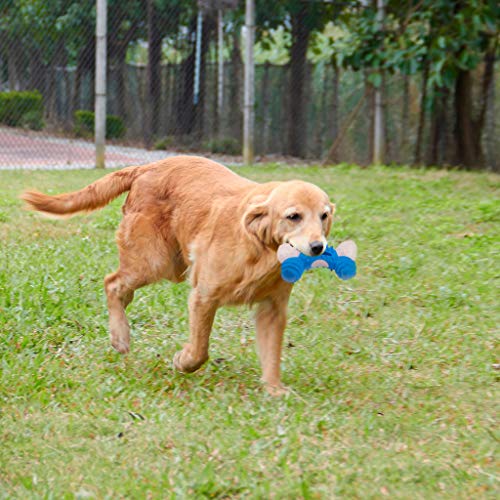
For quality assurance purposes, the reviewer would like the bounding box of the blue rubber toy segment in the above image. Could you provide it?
[336,257,356,280]
[281,259,303,283]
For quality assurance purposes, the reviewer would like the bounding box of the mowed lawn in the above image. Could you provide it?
[0,164,498,498]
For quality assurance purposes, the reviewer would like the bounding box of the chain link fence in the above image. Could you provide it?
[0,0,498,170]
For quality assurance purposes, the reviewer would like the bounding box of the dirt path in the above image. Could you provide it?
[0,127,175,170]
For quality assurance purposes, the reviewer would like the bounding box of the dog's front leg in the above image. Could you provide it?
[255,294,290,396]
[173,289,217,373]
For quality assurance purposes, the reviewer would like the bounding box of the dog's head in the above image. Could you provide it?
[243,181,335,256]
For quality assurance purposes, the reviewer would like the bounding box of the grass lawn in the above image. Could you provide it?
[0,164,498,498]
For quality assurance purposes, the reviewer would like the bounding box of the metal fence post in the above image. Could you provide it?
[217,9,224,126]
[243,0,255,165]
[194,9,203,106]
[95,0,107,168]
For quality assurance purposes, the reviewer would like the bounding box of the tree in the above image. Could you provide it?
[108,0,144,120]
[328,0,499,168]
[255,0,337,158]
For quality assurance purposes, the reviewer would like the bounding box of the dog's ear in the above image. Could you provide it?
[325,202,336,235]
[242,201,273,246]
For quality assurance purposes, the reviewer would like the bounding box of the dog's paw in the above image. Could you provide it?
[263,382,289,397]
[111,338,130,354]
[173,347,208,373]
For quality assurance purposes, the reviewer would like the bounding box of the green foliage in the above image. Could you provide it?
[106,115,126,140]
[255,0,335,37]
[74,110,126,139]
[0,165,498,497]
[153,136,176,150]
[255,26,291,65]
[328,0,499,89]
[202,136,240,155]
[74,110,95,137]
[421,0,499,90]
[0,0,95,67]
[0,90,44,128]
[20,109,45,131]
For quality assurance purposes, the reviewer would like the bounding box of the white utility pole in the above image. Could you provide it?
[243,0,255,165]
[373,0,385,165]
[193,9,203,106]
[95,0,107,168]
[217,9,224,120]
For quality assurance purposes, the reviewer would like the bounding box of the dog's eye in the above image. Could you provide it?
[286,213,302,221]
[321,212,329,221]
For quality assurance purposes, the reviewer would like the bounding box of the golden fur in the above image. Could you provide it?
[22,155,335,394]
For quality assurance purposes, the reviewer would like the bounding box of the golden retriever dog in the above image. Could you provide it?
[22,156,335,395]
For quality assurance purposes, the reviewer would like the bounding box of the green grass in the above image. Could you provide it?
[0,164,498,499]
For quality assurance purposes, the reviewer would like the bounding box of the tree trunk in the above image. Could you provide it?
[485,61,496,171]
[454,70,483,168]
[46,39,66,122]
[400,73,409,163]
[323,65,339,161]
[229,31,243,143]
[73,38,95,114]
[176,22,196,137]
[314,64,327,157]
[287,5,311,158]
[7,42,22,91]
[366,76,374,164]
[73,56,83,113]
[414,60,429,165]
[332,66,339,142]
[322,90,366,166]
[373,77,385,164]
[454,40,496,169]
[114,47,127,120]
[428,93,439,166]
[175,13,213,142]
[428,88,448,166]
[177,51,196,136]
[260,62,271,154]
[29,47,45,92]
[382,75,390,162]
[62,60,73,128]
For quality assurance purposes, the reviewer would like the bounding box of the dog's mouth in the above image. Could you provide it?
[285,238,326,257]
[285,239,308,256]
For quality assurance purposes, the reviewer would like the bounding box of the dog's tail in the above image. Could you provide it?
[21,165,141,217]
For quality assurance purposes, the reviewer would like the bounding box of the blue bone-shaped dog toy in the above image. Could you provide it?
[277,240,357,283]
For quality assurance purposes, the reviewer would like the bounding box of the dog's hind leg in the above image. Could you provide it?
[104,213,187,354]
[104,271,136,353]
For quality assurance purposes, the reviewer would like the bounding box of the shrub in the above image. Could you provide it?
[106,115,126,139]
[202,137,241,155]
[153,136,175,150]
[74,110,126,139]
[74,110,94,137]
[20,110,45,131]
[0,91,44,128]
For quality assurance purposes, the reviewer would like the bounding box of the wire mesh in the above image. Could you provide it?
[0,0,498,170]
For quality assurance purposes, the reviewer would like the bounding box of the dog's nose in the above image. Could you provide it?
[310,241,325,256]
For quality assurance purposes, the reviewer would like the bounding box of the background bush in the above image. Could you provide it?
[202,137,241,155]
[74,110,126,139]
[0,91,44,129]
[20,109,45,131]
